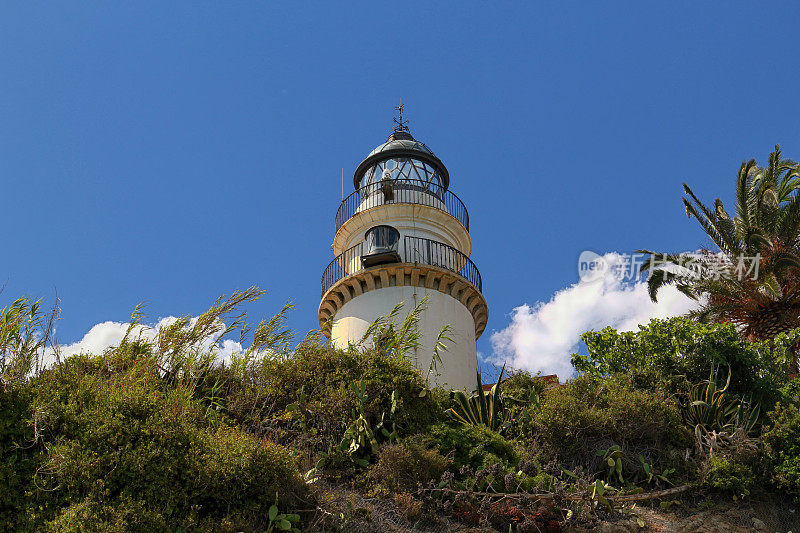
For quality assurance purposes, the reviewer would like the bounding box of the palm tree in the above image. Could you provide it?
[639,145,800,370]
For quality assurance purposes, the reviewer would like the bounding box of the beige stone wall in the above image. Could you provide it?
[333,202,471,257]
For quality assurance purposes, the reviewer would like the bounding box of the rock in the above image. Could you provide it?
[752,518,768,531]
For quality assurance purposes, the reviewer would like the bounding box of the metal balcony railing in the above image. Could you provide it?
[335,180,469,233]
[321,236,482,297]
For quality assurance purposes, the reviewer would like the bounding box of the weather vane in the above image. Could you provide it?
[393,99,409,132]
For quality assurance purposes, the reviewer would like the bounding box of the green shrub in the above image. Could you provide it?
[17,351,307,531]
[367,436,451,495]
[44,495,168,533]
[0,386,40,531]
[778,378,800,406]
[500,369,548,438]
[698,456,756,499]
[223,343,445,452]
[502,369,547,399]
[424,423,518,471]
[526,375,691,480]
[571,318,786,408]
[198,426,308,518]
[764,401,800,501]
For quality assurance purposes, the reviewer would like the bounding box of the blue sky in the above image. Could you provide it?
[3,2,800,375]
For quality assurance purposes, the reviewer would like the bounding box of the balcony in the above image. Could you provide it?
[321,235,482,298]
[335,180,470,233]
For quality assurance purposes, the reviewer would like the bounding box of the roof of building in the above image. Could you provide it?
[353,129,450,190]
[366,132,436,159]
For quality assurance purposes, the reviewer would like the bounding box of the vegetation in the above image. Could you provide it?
[764,398,800,500]
[445,365,507,432]
[638,145,800,370]
[1,284,800,531]
[572,317,789,407]
[4,146,800,531]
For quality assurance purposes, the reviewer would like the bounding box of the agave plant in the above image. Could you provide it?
[445,365,507,432]
[684,365,761,455]
[684,365,739,432]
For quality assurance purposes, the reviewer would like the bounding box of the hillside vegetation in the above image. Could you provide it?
[2,288,800,532]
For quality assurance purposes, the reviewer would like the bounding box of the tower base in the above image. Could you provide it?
[331,286,478,391]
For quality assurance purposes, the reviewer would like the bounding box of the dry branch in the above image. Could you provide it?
[423,484,691,503]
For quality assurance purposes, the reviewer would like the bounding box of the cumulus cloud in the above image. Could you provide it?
[488,253,700,379]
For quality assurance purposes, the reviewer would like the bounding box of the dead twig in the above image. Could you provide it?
[422,484,691,503]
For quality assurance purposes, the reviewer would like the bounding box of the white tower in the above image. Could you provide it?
[318,108,487,390]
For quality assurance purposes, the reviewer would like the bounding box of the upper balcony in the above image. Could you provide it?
[335,179,469,234]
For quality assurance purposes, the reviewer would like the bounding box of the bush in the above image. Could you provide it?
[764,401,800,501]
[44,495,168,533]
[525,375,691,480]
[698,456,757,499]
[367,436,451,495]
[222,343,445,453]
[198,426,309,519]
[424,423,518,471]
[14,351,308,531]
[0,386,39,531]
[502,369,548,400]
[571,318,786,408]
[778,378,800,406]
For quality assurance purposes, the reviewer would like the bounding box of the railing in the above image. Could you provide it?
[321,242,363,297]
[335,179,469,233]
[404,236,482,292]
[321,236,481,297]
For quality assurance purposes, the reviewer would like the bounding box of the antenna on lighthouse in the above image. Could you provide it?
[341,168,344,200]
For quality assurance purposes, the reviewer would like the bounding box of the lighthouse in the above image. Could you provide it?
[318,106,488,390]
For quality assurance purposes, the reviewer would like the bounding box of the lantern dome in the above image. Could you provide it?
[353,130,450,191]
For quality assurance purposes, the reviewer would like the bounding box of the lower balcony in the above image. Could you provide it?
[318,236,487,339]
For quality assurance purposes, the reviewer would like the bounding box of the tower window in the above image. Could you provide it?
[362,225,401,268]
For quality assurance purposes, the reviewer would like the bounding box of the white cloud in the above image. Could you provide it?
[489,253,700,379]
[41,316,247,367]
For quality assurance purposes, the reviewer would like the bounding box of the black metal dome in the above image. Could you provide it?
[353,130,450,191]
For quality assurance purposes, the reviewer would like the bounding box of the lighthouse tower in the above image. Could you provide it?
[318,106,487,390]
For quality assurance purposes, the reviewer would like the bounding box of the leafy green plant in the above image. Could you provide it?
[590,479,616,511]
[597,444,624,484]
[338,382,403,466]
[638,455,675,486]
[374,389,400,444]
[764,400,800,501]
[571,317,787,409]
[267,495,301,532]
[446,366,507,432]
[698,456,756,500]
[425,423,518,471]
[339,381,380,465]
